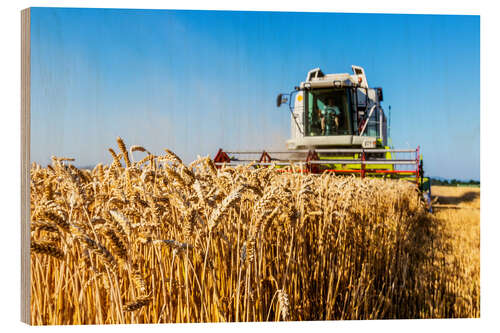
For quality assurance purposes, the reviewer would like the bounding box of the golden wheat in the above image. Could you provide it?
[29,138,479,325]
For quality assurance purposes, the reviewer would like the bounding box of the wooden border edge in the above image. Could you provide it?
[21,7,31,326]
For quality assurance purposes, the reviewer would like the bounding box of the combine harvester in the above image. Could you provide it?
[213,66,431,207]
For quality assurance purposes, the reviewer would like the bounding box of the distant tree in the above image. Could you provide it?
[429,178,479,186]
[430,178,454,186]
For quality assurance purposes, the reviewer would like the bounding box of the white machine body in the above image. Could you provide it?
[285,66,387,150]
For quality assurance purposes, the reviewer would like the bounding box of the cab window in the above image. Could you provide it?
[305,88,352,136]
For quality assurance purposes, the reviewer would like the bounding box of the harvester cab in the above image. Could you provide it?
[277,65,386,150]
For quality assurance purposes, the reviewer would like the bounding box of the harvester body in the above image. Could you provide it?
[213,66,430,197]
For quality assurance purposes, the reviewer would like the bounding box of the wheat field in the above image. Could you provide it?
[431,185,480,318]
[29,138,479,325]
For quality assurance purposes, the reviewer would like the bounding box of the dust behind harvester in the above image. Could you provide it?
[213,65,430,199]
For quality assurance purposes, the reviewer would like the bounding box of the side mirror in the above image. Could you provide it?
[276,93,288,107]
[377,87,383,101]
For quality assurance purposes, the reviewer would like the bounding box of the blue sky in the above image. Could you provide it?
[30,8,480,180]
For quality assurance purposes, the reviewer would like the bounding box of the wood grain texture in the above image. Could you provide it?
[21,7,31,325]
